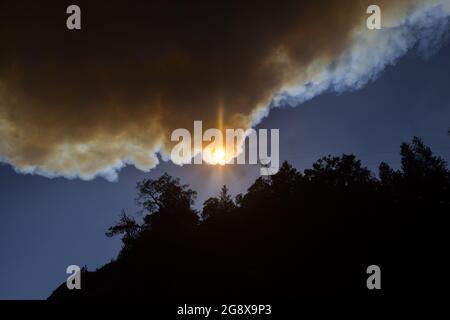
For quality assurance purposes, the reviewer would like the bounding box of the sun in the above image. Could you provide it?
[203,145,235,166]
[203,146,228,165]
[211,148,226,165]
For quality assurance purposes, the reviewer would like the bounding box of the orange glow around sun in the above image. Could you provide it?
[200,104,243,166]
[211,147,226,165]
[203,146,230,165]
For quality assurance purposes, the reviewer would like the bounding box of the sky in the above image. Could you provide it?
[0,0,450,299]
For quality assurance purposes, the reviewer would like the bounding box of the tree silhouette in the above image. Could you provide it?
[137,173,199,235]
[49,137,450,299]
[202,185,236,221]
[105,210,141,253]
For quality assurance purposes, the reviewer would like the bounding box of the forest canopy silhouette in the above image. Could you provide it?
[49,137,450,299]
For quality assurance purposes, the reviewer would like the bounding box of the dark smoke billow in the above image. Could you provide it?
[0,0,449,180]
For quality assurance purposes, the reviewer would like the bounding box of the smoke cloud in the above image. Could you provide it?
[0,0,449,180]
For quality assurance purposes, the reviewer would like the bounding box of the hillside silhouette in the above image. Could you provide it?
[49,137,450,299]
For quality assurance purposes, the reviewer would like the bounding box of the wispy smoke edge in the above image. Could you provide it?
[253,2,450,125]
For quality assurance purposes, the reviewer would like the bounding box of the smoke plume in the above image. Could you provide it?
[0,0,449,180]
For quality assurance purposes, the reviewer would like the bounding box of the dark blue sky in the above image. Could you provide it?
[1,41,449,299]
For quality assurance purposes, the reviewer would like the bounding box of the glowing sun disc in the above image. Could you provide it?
[211,148,226,165]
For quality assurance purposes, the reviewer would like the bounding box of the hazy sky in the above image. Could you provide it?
[1,1,450,299]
